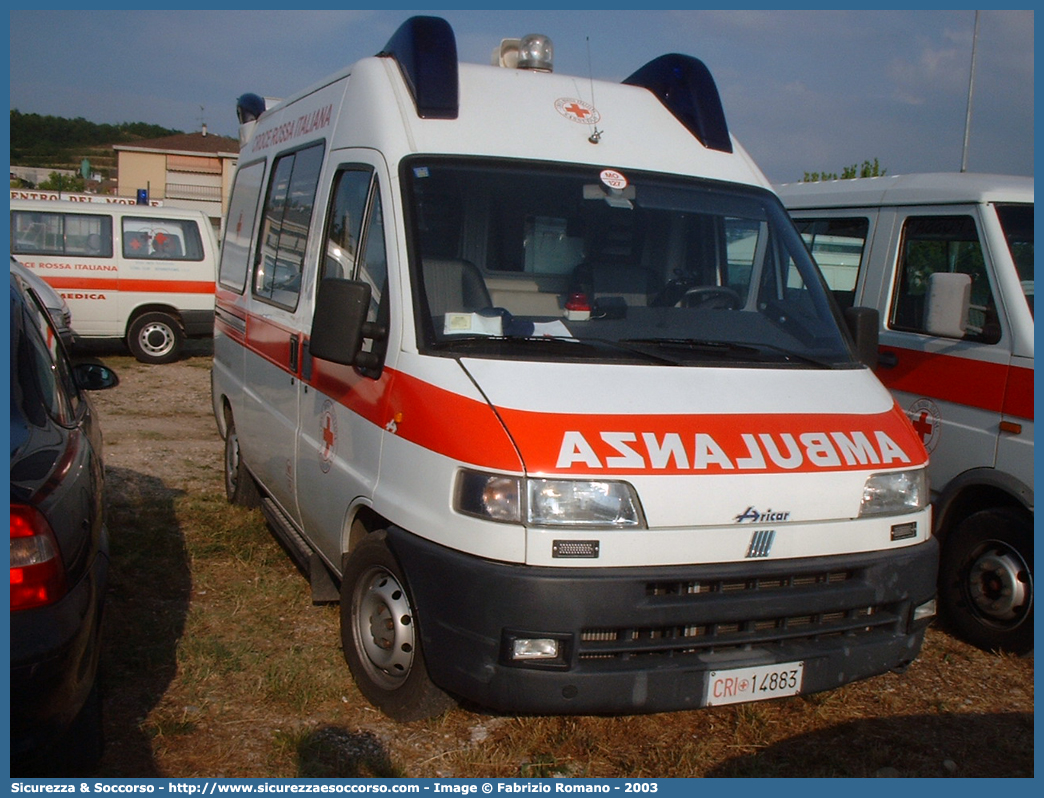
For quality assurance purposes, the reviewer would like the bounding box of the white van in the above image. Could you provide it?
[212,16,937,721]
[10,199,219,363]
[777,173,1033,654]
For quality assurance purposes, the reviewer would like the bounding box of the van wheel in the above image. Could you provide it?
[224,417,261,508]
[939,508,1033,654]
[127,312,184,364]
[341,532,455,722]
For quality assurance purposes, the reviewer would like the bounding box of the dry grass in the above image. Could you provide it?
[83,344,1032,779]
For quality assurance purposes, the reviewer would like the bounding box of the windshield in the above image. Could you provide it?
[996,203,1033,318]
[404,158,855,368]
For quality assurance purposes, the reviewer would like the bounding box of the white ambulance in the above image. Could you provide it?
[212,16,937,721]
[10,199,219,363]
[777,173,1033,654]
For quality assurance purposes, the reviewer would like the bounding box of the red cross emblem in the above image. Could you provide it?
[319,400,337,472]
[321,415,335,457]
[908,399,941,452]
[555,97,600,125]
[912,410,934,442]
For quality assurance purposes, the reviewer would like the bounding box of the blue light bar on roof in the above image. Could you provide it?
[377,16,459,120]
[623,54,733,153]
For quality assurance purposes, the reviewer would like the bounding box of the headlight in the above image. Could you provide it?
[455,470,644,528]
[859,468,928,517]
[528,479,642,528]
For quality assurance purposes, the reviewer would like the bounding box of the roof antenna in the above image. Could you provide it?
[586,37,602,144]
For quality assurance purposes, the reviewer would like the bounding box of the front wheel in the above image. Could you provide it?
[224,415,261,508]
[340,532,454,721]
[939,507,1033,654]
[127,312,184,364]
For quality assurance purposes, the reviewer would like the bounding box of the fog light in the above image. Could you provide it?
[913,598,937,622]
[512,638,560,660]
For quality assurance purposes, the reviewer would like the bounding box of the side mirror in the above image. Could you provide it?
[73,362,119,391]
[309,278,385,368]
[924,272,971,338]
[844,306,879,369]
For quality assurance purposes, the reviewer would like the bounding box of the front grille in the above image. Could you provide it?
[645,569,853,596]
[578,605,896,661]
[577,567,902,661]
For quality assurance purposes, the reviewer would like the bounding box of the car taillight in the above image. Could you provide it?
[10,504,68,611]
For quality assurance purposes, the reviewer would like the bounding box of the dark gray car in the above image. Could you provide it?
[9,269,118,773]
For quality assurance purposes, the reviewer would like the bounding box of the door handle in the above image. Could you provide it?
[289,334,299,373]
[877,350,898,369]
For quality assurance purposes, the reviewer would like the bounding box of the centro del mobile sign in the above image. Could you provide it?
[9,189,163,206]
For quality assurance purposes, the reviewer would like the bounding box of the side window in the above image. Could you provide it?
[996,204,1033,317]
[254,142,325,309]
[18,288,79,426]
[890,215,998,343]
[793,217,869,309]
[321,168,372,282]
[220,160,266,293]
[358,189,388,329]
[320,166,389,355]
[122,217,204,260]
[11,210,113,258]
[724,217,761,295]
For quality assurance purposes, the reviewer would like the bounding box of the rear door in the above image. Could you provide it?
[239,141,326,525]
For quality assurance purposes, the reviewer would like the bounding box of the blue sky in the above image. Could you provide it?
[8,8,1033,184]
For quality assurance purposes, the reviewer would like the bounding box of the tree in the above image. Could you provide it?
[38,171,86,193]
[803,159,886,182]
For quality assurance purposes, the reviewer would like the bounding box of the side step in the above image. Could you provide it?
[260,498,340,604]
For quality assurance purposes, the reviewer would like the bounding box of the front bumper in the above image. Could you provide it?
[388,528,938,714]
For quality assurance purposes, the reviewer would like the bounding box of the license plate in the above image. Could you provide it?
[705,661,804,706]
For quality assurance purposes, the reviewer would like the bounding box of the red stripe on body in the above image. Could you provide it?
[43,276,215,294]
[879,346,1033,421]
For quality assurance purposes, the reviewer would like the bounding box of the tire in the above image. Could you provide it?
[939,507,1033,655]
[340,531,455,721]
[127,312,184,364]
[224,416,261,508]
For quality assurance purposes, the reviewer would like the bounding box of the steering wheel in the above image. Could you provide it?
[677,286,742,309]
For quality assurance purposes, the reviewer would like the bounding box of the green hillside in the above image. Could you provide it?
[10,109,184,174]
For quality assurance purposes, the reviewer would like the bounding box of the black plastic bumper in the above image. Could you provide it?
[387,528,938,714]
[182,309,215,337]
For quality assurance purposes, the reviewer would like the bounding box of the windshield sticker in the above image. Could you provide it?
[599,169,628,191]
[555,98,600,125]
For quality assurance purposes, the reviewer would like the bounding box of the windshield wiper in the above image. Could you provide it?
[621,337,762,358]
[620,337,838,368]
[432,334,679,364]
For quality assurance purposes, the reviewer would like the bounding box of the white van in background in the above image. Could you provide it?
[212,16,937,721]
[10,199,219,363]
[778,173,1033,654]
